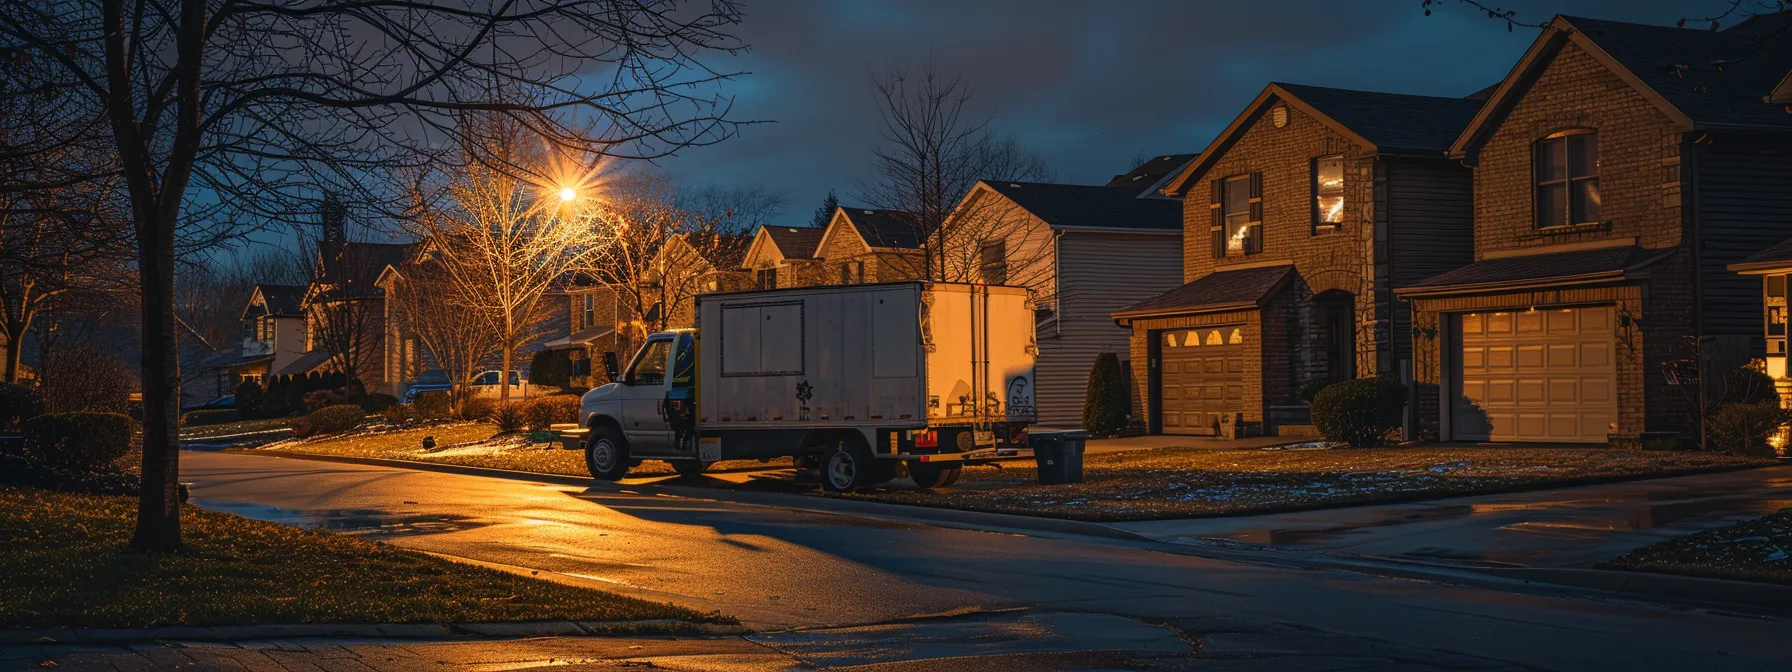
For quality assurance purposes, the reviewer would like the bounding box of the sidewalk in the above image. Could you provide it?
[1082,434,1296,455]
[1115,464,1792,570]
[2,635,787,672]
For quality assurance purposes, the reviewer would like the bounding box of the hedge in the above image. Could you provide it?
[20,412,136,474]
[523,395,581,430]
[1082,353,1129,437]
[1310,376,1408,448]
[292,405,365,439]
[0,383,44,432]
[181,409,241,426]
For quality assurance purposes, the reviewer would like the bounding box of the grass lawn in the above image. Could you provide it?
[179,417,294,440]
[0,485,730,629]
[1606,509,1792,586]
[250,422,782,478]
[844,445,1775,522]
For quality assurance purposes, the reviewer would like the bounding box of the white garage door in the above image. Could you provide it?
[1453,306,1616,443]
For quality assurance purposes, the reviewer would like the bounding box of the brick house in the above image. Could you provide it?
[1399,14,1792,447]
[1114,83,1482,436]
[943,161,1188,427]
[1729,236,1792,409]
[741,225,827,289]
[814,207,924,284]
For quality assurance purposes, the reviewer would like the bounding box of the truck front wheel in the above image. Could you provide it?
[585,426,631,481]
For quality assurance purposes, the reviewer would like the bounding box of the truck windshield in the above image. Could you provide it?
[627,340,671,386]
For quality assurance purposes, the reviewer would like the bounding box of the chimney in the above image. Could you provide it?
[320,193,346,246]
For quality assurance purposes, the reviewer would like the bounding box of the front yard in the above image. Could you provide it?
[0,485,730,629]
[1606,509,1792,586]
[845,445,1776,522]
[248,422,780,478]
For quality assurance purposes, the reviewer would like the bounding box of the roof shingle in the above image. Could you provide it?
[1274,83,1486,153]
[839,209,922,249]
[1403,246,1670,294]
[1564,14,1792,131]
[980,182,1182,232]
[761,226,827,260]
[1114,265,1294,318]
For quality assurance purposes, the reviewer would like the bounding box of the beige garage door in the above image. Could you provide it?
[1454,306,1616,443]
[1159,326,1246,435]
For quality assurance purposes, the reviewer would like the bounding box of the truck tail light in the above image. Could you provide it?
[1012,424,1029,446]
[914,430,938,448]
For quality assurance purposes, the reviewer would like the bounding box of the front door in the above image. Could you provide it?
[620,337,674,455]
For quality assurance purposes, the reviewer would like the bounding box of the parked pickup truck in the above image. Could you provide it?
[563,282,1038,491]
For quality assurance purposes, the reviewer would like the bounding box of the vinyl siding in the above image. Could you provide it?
[1695,133,1792,341]
[1385,156,1475,363]
[1038,230,1183,427]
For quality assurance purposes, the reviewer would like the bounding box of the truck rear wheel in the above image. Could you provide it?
[908,463,962,489]
[821,439,882,492]
[585,425,631,481]
[671,459,708,478]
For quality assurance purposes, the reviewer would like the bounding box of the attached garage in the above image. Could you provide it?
[1452,306,1616,443]
[1158,326,1247,435]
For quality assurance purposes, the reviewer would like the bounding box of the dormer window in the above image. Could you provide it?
[1535,131,1601,228]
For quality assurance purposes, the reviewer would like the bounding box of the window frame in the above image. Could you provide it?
[979,241,1007,285]
[582,293,595,329]
[1533,130,1602,229]
[1310,154,1344,233]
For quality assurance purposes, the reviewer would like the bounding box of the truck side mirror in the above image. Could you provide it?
[602,352,620,382]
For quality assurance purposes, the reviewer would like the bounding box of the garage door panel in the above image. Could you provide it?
[1157,327,1247,436]
[1455,307,1616,443]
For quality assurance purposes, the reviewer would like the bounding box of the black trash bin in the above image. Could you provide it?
[1031,430,1088,485]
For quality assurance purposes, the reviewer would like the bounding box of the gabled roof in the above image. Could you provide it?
[1452,14,1792,159]
[1112,265,1295,320]
[760,226,827,260]
[317,241,413,299]
[1730,236,1792,273]
[1399,246,1672,297]
[1106,154,1196,197]
[976,181,1182,232]
[273,349,333,377]
[1164,83,1484,195]
[681,232,752,269]
[243,284,306,319]
[836,208,921,249]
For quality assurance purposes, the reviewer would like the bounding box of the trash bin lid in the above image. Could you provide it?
[1030,429,1089,440]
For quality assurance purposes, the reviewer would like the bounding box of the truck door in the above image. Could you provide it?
[620,337,673,454]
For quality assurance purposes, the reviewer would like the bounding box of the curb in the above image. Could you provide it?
[0,620,749,646]
[218,450,1150,542]
[1486,567,1792,614]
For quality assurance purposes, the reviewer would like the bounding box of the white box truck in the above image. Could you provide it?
[566,282,1038,491]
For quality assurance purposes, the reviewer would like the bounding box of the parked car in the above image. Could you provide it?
[400,370,454,404]
[467,369,536,399]
[181,395,235,413]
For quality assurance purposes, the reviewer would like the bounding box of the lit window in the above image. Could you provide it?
[1313,155,1344,230]
[1535,131,1600,228]
[582,293,595,329]
[1224,176,1255,255]
[1228,328,1244,345]
[1206,331,1224,346]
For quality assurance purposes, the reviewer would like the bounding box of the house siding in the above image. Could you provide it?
[1386,156,1476,366]
[1036,230,1181,427]
[1695,133,1792,342]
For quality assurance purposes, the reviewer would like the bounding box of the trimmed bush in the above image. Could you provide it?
[20,412,135,474]
[530,349,574,392]
[413,391,452,420]
[304,389,347,412]
[0,383,44,432]
[523,395,581,430]
[380,403,414,425]
[1720,366,1780,406]
[1708,401,1784,457]
[1311,376,1408,448]
[292,404,365,439]
[351,393,399,413]
[1298,379,1333,404]
[458,395,495,422]
[491,402,527,433]
[1082,353,1130,437]
[182,409,241,426]
[233,380,265,417]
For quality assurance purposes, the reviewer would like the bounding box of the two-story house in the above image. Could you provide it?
[742,225,827,289]
[1114,83,1482,436]
[1400,14,1792,448]
[814,207,925,284]
[228,284,308,386]
[1729,236,1792,409]
[943,161,1188,427]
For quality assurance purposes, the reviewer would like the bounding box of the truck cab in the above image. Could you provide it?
[577,329,705,479]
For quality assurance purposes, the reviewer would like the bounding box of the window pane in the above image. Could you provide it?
[1768,274,1786,297]
[1538,183,1567,228]
[1226,215,1251,253]
[1225,176,1251,216]
[1569,133,1598,178]
[1535,138,1565,182]
[1572,179,1601,223]
[1315,156,1344,225]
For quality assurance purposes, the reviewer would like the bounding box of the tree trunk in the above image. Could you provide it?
[131,209,183,551]
[2,322,24,384]
[499,346,513,404]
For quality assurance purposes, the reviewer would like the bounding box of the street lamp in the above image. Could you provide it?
[558,186,577,202]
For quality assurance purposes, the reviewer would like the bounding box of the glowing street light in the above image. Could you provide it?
[558,186,578,202]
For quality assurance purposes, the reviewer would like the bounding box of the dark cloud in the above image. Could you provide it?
[660,0,1742,216]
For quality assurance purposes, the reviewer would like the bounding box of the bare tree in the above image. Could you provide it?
[389,260,497,415]
[0,0,748,549]
[937,185,1059,308]
[413,113,615,404]
[855,64,1053,281]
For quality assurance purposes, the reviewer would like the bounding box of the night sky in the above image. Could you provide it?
[659,0,1739,217]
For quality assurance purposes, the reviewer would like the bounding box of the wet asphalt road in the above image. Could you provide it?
[180,450,1792,671]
